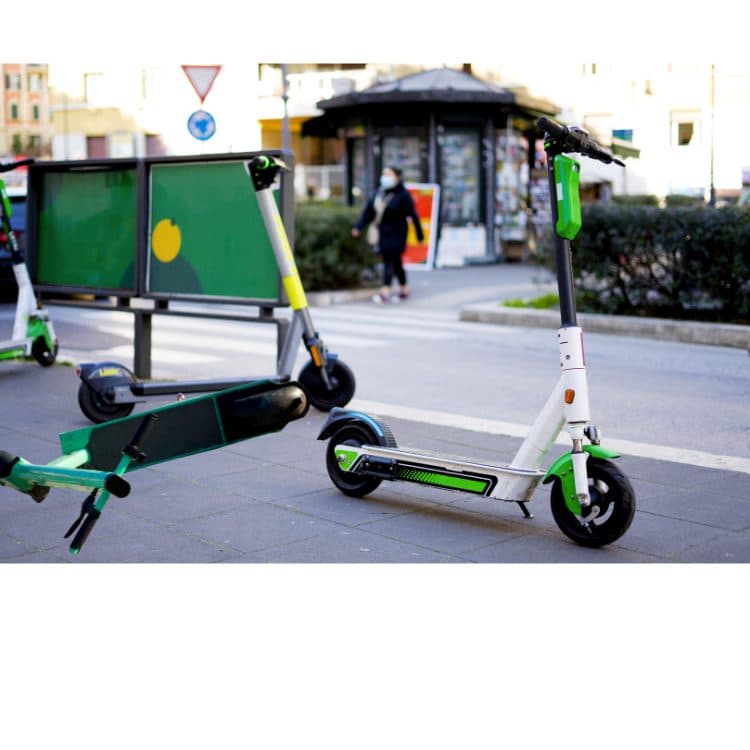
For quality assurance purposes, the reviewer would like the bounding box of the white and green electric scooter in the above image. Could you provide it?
[318,116,636,547]
[0,158,57,367]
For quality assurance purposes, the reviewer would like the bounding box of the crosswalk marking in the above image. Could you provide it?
[102,344,222,365]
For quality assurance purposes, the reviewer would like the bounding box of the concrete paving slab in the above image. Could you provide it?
[357,501,533,556]
[176,502,343,555]
[253,525,459,563]
[461,532,659,563]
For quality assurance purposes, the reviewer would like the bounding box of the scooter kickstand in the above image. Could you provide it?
[516,502,534,519]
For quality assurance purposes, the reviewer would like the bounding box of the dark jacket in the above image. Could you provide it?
[354,182,424,256]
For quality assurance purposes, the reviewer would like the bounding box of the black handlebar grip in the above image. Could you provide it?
[123,413,159,461]
[251,155,273,170]
[69,508,101,554]
[537,117,567,139]
[0,158,34,173]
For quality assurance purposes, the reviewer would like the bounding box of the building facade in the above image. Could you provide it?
[5,61,748,205]
[1,64,53,183]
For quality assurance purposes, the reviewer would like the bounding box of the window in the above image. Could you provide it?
[5,73,21,90]
[381,136,423,183]
[9,102,19,121]
[28,73,43,92]
[671,111,701,147]
[440,128,482,225]
[27,135,42,156]
[86,135,107,159]
[677,122,694,146]
[146,134,167,157]
[32,104,40,121]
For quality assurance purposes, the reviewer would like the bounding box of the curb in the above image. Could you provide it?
[306,288,378,307]
[459,303,750,349]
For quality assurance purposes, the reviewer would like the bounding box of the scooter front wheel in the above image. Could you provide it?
[325,423,382,497]
[31,336,57,367]
[77,382,135,424]
[299,359,355,411]
[550,457,636,548]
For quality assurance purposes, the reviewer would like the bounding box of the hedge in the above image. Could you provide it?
[293,202,379,291]
[536,205,750,323]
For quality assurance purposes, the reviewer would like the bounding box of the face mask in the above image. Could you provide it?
[380,174,396,189]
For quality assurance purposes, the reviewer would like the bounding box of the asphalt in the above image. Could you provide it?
[2,262,750,563]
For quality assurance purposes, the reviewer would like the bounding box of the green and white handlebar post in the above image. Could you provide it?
[0,451,131,504]
[537,117,625,511]
[246,155,333,391]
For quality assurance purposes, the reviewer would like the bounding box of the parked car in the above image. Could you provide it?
[0,190,26,302]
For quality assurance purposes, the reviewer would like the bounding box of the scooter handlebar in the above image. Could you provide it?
[538,116,567,140]
[538,117,624,167]
[68,508,101,555]
[0,158,35,173]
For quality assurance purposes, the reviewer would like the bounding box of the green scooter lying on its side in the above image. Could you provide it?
[317,116,636,548]
[0,378,308,554]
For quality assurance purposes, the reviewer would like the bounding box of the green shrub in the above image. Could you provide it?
[294,202,379,291]
[665,194,705,208]
[612,194,660,207]
[536,205,750,323]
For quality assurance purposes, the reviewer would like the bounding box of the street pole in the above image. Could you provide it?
[709,63,716,207]
[281,63,291,153]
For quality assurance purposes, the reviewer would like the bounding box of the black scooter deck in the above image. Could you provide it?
[60,380,308,472]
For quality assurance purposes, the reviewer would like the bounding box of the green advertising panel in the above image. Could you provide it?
[35,167,137,291]
[147,160,280,301]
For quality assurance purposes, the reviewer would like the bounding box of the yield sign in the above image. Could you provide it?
[181,65,222,104]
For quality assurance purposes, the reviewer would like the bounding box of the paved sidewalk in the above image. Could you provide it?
[1,362,749,563]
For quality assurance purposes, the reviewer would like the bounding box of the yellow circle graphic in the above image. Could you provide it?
[152,219,182,263]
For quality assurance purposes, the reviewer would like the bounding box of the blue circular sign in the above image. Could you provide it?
[187,110,216,141]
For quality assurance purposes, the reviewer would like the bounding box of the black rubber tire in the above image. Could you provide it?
[31,336,57,367]
[550,457,636,548]
[299,359,356,411]
[325,423,382,497]
[77,381,135,424]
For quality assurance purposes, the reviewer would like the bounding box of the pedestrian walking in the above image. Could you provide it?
[352,166,424,304]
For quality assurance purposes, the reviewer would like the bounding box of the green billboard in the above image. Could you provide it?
[34,165,138,292]
[147,160,281,302]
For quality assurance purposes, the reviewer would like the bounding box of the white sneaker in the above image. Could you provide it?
[372,293,387,304]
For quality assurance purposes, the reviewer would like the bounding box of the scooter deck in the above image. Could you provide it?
[60,379,308,472]
[0,340,27,355]
[339,443,544,498]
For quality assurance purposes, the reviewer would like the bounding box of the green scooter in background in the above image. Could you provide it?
[0,159,57,367]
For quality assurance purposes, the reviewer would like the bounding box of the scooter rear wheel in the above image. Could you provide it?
[325,423,382,497]
[77,382,135,424]
[299,359,355,411]
[550,457,636,547]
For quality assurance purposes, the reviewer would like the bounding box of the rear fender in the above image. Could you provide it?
[316,407,393,446]
[78,362,137,399]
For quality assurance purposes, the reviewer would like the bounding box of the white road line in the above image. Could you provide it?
[349,398,750,476]
[98,345,223,365]
[87,322,383,352]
